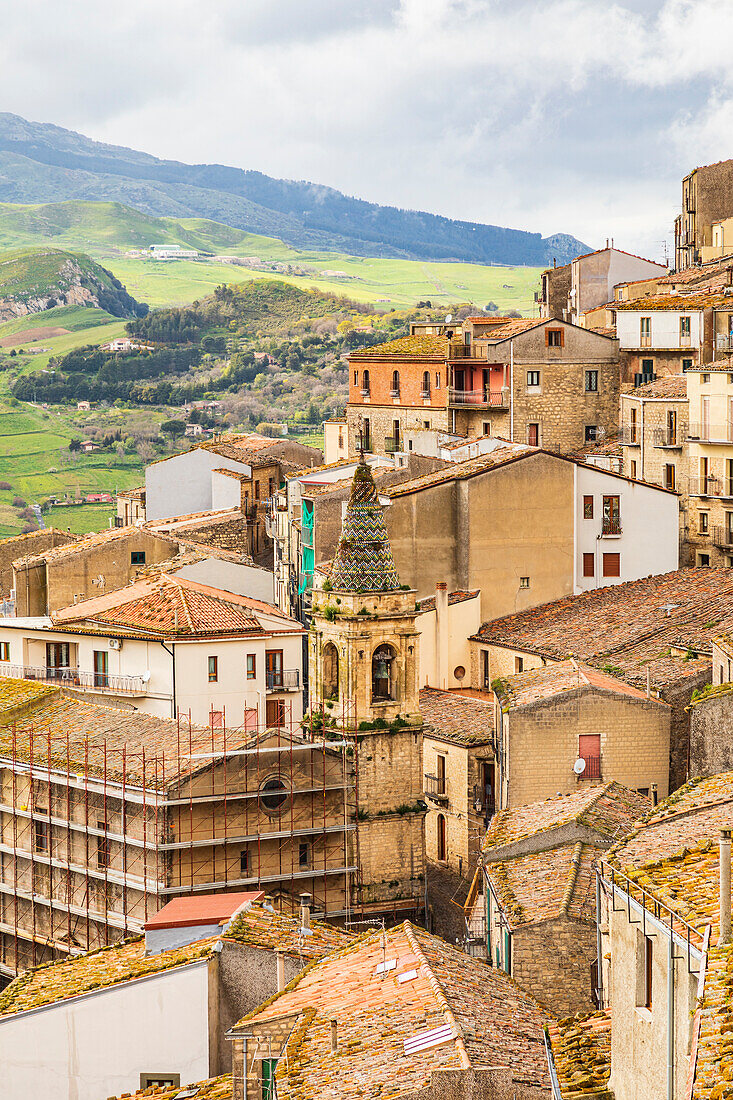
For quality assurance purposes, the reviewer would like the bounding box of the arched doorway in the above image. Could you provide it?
[323,642,339,699]
[372,643,397,701]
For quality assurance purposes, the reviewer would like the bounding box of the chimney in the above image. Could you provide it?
[721,829,732,946]
[299,892,311,930]
[276,951,286,992]
[435,582,449,689]
[330,1019,338,1053]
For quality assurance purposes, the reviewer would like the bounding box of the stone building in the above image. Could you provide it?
[115,485,146,527]
[475,783,648,1018]
[346,316,620,456]
[0,529,78,609]
[686,362,733,566]
[308,457,426,918]
[620,374,689,491]
[228,920,552,1100]
[675,157,733,269]
[539,245,666,325]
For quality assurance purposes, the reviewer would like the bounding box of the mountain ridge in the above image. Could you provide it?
[0,113,590,267]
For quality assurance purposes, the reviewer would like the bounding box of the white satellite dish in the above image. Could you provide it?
[445,314,453,324]
[141,670,151,683]
[573,757,587,776]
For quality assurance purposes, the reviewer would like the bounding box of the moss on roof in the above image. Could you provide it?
[348,334,449,358]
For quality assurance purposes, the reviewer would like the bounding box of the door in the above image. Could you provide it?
[266,699,285,728]
[93,649,109,689]
[46,642,70,676]
[701,396,710,439]
[454,368,466,394]
[482,761,495,816]
[528,423,539,446]
[266,650,283,690]
[667,409,677,445]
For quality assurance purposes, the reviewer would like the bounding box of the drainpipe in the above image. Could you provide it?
[667,934,674,1100]
[509,342,515,442]
[640,399,645,482]
[720,828,731,945]
[159,641,177,719]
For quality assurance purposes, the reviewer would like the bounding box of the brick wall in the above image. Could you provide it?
[357,812,425,906]
[512,917,597,1018]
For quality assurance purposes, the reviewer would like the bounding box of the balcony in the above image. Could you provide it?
[619,426,639,446]
[579,755,602,780]
[601,518,622,536]
[716,335,733,354]
[714,526,733,550]
[448,389,509,408]
[266,669,300,692]
[360,387,370,398]
[688,423,733,443]
[653,428,683,449]
[424,773,448,802]
[384,436,401,454]
[388,388,400,399]
[0,663,146,695]
[689,476,730,497]
[419,389,431,399]
[449,344,488,360]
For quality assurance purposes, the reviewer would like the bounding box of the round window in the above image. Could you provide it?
[453,665,466,681]
[260,777,288,812]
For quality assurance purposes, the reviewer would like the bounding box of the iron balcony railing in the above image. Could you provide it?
[360,387,370,398]
[424,773,448,800]
[652,428,683,448]
[388,388,400,398]
[0,663,146,695]
[619,426,639,446]
[714,526,733,549]
[716,334,733,352]
[384,436,401,453]
[579,754,602,780]
[266,669,300,692]
[688,422,733,443]
[448,388,509,408]
[689,476,726,497]
[601,518,622,536]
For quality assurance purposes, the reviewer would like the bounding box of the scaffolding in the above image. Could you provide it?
[0,701,361,980]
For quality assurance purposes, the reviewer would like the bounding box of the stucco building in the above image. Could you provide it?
[686,362,733,566]
[540,245,666,325]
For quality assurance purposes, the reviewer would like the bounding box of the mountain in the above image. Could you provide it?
[0,113,590,267]
[0,246,146,321]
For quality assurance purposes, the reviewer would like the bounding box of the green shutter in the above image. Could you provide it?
[262,1057,277,1100]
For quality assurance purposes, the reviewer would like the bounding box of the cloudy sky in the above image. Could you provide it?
[1,0,732,259]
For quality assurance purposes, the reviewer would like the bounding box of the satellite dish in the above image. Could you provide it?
[141,671,151,683]
[597,426,606,439]
[445,314,453,324]
[573,757,587,776]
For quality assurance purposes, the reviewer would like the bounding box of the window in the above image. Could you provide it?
[260,776,288,812]
[435,371,441,389]
[665,464,676,491]
[262,1058,278,1100]
[636,934,654,1010]
[362,418,371,452]
[47,641,71,672]
[583,496,594,519]
[640,316,651,345]
[266,699,286,728]
[255,482,260,500]
[93,650,108,689]
[299,842,310,868]
[372,644,397,701]
[437,813,447,861]
[579,733,601,779]
[527,370,540,387]
[208,656,218,682]
[323,642,339,699]
[141,1075,181,1090]
[130,551,146,565]
[602,495,621,535]
[702,373,710,384]
[514,656,524,674]
[527,423,540,446]
[268,477,274,497]
[699,553,711,567]
[699,512,709,534]
[483,421,491,435]
[34,812,49,853]
[585,370,598,392]
[585,426,598,442]
[391,369,400,395]
[246,654,256,680]
[583,553,594,578]
[682,359,693,372]
[519,576,530,589]
[362,369,370,394]
[546,327,564,347]
[240,847,250,875]
[641,359,654,373]
[680,315,691,339]
[630,460,637,478]
[421,370,431,396]
[266,649,283,690]
[97,821,110,869]
[481,649,490,689]
[603,552,621,577]
[0,642,9,662]
[630,407,637,442]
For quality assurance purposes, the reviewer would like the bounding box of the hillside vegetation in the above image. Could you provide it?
[0,246,146,321]
[0,112,590,265]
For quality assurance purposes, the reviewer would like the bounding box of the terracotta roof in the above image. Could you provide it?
[479,318,546,339]
[694,943,733,1100]
[420,688,494,747]
[223,896,354,960]
[0,528,78,550]
[548,1011,612,1100]
[51,575,300,639]
[657,258,733,286]
[486,841,602,928]
[144,892,263,930]
[348,334,450,359]
[383,445,534,497]
[625,375,688,399]
[116,486,145,501]
[107,1075,232,1100]
[473,567,733,693]
[236,921,550,1098]
[494,659,657,708]
[483,782,649,853]
[686,357,733,372]
[574,246,666,268]
[415,589,480,613]
[16,525,166,568]
[614,292,730,311]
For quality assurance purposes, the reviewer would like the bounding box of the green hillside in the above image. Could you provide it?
[0,245,146,317]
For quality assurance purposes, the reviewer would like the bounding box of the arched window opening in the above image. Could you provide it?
[421,371,431,396]
[362,369,371,395]
[372,643,397,701]
[323,642,339,700]
[391,370,400,396]
[437,813,446,861]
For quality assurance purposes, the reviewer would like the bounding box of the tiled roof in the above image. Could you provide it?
[383,445,534,498]
[415,589,480,613]
[420,688,494,746]
[0,677,56,714]
[487,841,602,928]
[0,528,78,551]
[614,292,731,311]
[548,1011,612,1100]
[494,659,655,708]
[107,1075,232,1100]
[657,258,733,286]
[52,575,300,639]
[480,318,546,339]
[329,457,401,593]
[483,782,649,852]
[16,525,165,568]
[686,356,733,372]
[473,567,733,693]
[693,943,733,1100]
[348,334,450,359]
[625,375,688,399]
[144,892,263,930]
[237,921,550,1099]
[116,485,145,500]
[224,897,354,960]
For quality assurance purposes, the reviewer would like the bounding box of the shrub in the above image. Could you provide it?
[0,481,11,491]
[12,497,27,508]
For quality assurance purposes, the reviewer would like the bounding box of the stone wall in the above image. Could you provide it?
[513,917,597,1018]
[425,858,471,943]
[357,811,425,908]
[689,689,733,776]
[0,530,76,601]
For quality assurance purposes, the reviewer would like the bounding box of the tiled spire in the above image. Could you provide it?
[329,457,401,592]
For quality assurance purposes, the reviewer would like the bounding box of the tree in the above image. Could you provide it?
[160,419,186,437]
[68,439,81,452]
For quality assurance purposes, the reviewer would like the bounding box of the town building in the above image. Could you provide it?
[613,294,707,381]
[228,920,552,1100]
[0,891,349,1100]
[539,245,666,324]
[115,484,146,527]
[470,568,733,790]
[674,158,733,269]
[490,661,670,807]
[307,457,426,917]
[346,317,621,456]
[0,529,78,612]
[620,375,689,491]
[323,416,348,464]
[380,446,679,620]
[0,573,305,726]
[471,783,648,1017]
[596,770,733,1099]
[414,585,481,690]
[686,363,733,567]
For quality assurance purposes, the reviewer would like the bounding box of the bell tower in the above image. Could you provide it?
[309,455,420,725]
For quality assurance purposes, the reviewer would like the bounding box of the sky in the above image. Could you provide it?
[1,0,733,260]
